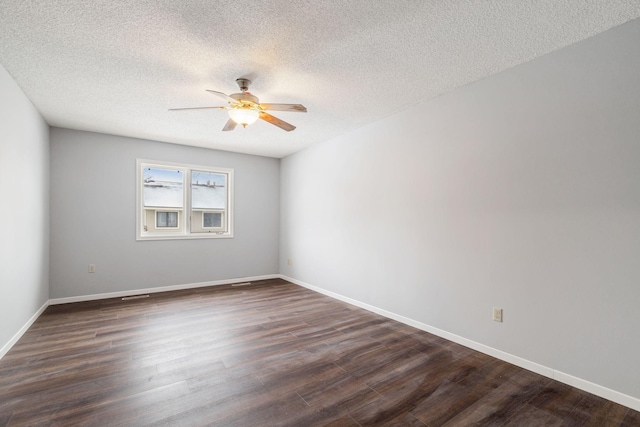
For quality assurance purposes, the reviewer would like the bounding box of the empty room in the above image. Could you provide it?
[1,1,640,425]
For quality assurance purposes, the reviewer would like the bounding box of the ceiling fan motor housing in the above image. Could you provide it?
[228,85,260,127]
[230,92,259,104]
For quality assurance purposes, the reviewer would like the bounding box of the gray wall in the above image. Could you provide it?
[280,19,640,399]
[0,65,50,351]
[50,128,279,299]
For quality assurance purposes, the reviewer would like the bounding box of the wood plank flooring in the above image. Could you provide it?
[1,278,638,426]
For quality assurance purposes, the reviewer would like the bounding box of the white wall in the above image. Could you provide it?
[0,65,50,353]
[280,19,640,402]
[50,128,279,299]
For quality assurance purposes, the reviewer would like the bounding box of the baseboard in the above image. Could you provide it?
[49,274,280,305]
[280,274,640,412]
[0,300,49,359]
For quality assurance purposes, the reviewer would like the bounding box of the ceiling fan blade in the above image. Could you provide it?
[222,118,237,132]
[259,103,307,113]
[206,90,235,103]
[259,111,296,132]
[168,106,226,111]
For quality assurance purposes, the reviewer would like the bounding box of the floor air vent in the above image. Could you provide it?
[122,295,150,301]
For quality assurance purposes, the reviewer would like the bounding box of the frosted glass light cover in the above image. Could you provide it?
[228,108,259,126]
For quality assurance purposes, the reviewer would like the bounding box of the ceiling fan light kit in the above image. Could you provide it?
[170,78,307,132]
[228,106,259,127]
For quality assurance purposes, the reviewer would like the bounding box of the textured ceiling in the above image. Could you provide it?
[1,1,639,158]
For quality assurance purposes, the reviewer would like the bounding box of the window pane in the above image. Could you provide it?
[167,212,178,227]
[143,168,183,208]
[203,212,222,228]
[157,212,167,227]
[191,171,226,209]
[156,211,177,228]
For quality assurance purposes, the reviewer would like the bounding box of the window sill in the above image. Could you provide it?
[136,233,234,241]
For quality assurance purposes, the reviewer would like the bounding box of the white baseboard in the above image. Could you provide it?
[280,274,640,412]
[49,274,280,305]
[0,300,49,359]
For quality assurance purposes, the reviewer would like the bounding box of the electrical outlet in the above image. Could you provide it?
[89,264,96,273]
[287,258,292,266]
[492,307,503,322]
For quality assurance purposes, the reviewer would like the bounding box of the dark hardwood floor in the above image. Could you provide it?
[1,278,638,426]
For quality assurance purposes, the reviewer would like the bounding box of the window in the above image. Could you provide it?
[137,159,233,240]
[203,212,222,228]
[156,211,178,228]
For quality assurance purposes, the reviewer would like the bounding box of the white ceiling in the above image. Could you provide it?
[1,1,639,158]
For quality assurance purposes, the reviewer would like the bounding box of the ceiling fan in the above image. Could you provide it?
[169,78,307,132]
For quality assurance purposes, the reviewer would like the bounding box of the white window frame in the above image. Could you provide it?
[136,159,234,240]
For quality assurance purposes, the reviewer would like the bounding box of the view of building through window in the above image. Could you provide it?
[138,161,233,239]
[191,171,226,211]
[143,167,184,208]
[156,211,178,228]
